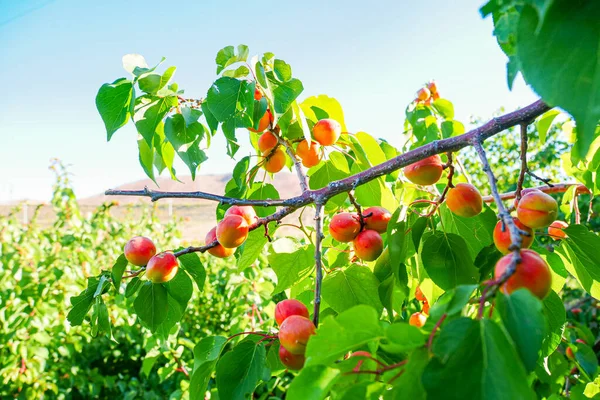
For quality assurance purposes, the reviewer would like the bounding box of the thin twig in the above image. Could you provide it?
[347,192,366,229]
[526,170,554,187]
[427,313,447,351]
[277,133,309,192]
[515,122,528,202]
[483,183,589,202]
[574,194,581,225]
[313,202,325,327]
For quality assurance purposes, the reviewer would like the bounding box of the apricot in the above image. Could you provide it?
[124,236,157,266]
[409,312,427,328]
[146,252,179,283]
[312,118,341,146]
[296,139,321,168]
[493,218,534,254]
[278,315,316,355]
[513,188,543,209]
[404,155,444,185]
[225,205,257,226]
[548,220,568,240]
[275,299,309,326]
[416,87,431,102]
[566,347,575,360]
[363,206,391,233]
[353,230,384,261]
[427,81,438,95]
[279,345,305,370]
[216,215,249,248]
[422,301,430,315]
[329,212,361,242]
[248,109,273,133]
[258,132,278,152]
[205,227,234,258]
[517,191,558,229]
[494,249,552,299]
[446,183,483,218]
[262,148,286,173]
[415,286,426,302]
[254,86,262,101]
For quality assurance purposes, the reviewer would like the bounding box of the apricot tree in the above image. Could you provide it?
[71,2,600,399]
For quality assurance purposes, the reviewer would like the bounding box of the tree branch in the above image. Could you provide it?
[278,135,309,192]
[482,183,589,203]
[312,202,325,327]
[515,122,528,201]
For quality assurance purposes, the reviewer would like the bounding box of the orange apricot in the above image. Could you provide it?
[416,87,431,102]
[409,312,427,328]
[493,218,534,254]
[312,118,341,146]
[124,236,157,266]
[146,252,179,283]
[353,230,384,261]
[446,183,483,218]
[224,205,257,226]
[279,345,305,370]
[205,227,235,258]
[296,139,321,168]
[415,286,426,302]
[262,148,286,173]
[494,249,552,299]
[254,86,262,101]
[329,212,361,242]
[363,206,391,233]
[275,299,310,326]
[422,301,430,315]
[248,109,273,133]
[517,191,558,229]
[548,220,568,240]
[216,215,249,248]
[403,155,444,185]
[427,81,438,95]
[258,132,278,152]
[278,315,316,355]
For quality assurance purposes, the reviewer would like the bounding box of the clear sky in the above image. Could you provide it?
[0,0,539,202]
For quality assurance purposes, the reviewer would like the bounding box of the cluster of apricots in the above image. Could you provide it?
[275,299,316,370]
[206,205,258,258]
[124,236,179,283]
[415,81,440,106]
[328,206,392,261]
[409,286,430,328]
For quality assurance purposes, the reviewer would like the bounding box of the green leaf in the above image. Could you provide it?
[67,276,102,326]
[178,252,206,291]
[272,78,304,114]
[190,336,227,400]
[423,318,535,400]
[164,270,193,308]
[441,120,465,139]
[432,98,454,119]
[134,282,169,332]
[268,238,314,293]
[305,305,384,366]
[125,277,143,298]
[420,232,479,290]
[384,348,429,400]
[439,204,497,260]
[287,365,340,400]
[206,77,254,123]
[322,265,383,314]
[216,341,267,400]
[90,297,111,338]
[536,109,561,144]
[216,44,249,74]
[247,182,280,217]
[496,289,545,372]
[138,66,176,94]
[380,323,426,354]
[560,225,600,299]
[134,96,178,146]
[575,342,599,378]
[111,254,128,290]
[273,59,292,82]
[164,113,207,179]
[137,134,156,183]
[96,78,134,140]
[308,152,350,211]
[237,229,268,270]
[517,1,600,156]
[541,290,566,357]
[222,65,250,78]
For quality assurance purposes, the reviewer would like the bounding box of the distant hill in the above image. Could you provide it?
[80,172,303,205]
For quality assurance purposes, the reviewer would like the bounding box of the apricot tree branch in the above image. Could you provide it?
[278,135,309,192]
[312,202,325,327]
[515,122,528,201]
[483,183,589,202]
[347,192,368,230]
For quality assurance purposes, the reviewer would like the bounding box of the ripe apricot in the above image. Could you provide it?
[312,118,341,146]
[566,347,575,359]
[548,220,568,240]
[216,215,249,248]
[124,236,157,266]
[409,312,427,328]
[415,286,426,302]
[146,252,179,283]
[353,230,384,261]
[258,132,278,152]
[279,315,316,355]
[422,301,430,315]
[225,205,257,226]
[404,155,444,185]
[248,109,273,133]
[516,191,558,229]
[279,345,305,370]
[205,227,234,258]
[446,183,483,218]
[254,86,262,101]
[296,139,321,168]
[416,87,431,102]
[494,249,552,299]
[275,299,309,326]
[363,206,391,233]
[427,81,438,95]
[262,148,286,173]
[329,212,361,242]
[493,218,534,254]
[513,188,543,209]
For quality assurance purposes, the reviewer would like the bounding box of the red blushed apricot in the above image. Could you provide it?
[262,148,286,173]
[415,286,426,302]
[313,118,341,146]
[278,315,316,355]
[146,252,179,283]
[258,132,278,152]
[494,249,552,299]
[254,87,262,101]
[353,230,384,262]
[409,312,427,328]
[216,215,249,248]
[296,139,321,168]
[225,205,257,226]
[416,87,431,102]
[205,227,234,258]
[446,183,483,218]
[517,191,558,229]
[549,220,568,240]
[513,188,543,209]
[363,206,391,233]
[279,345,305,370]
[403,155,444,185]
[422,301,430,315]
[275,299,310,326]
[329,212,361,242]
[427,81,438,95]
[493,218,534,254]
[566,347,575,359]
[248,109,273,133]
[124,236,157,266]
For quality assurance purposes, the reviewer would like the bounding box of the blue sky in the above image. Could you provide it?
[0,0,539,202]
